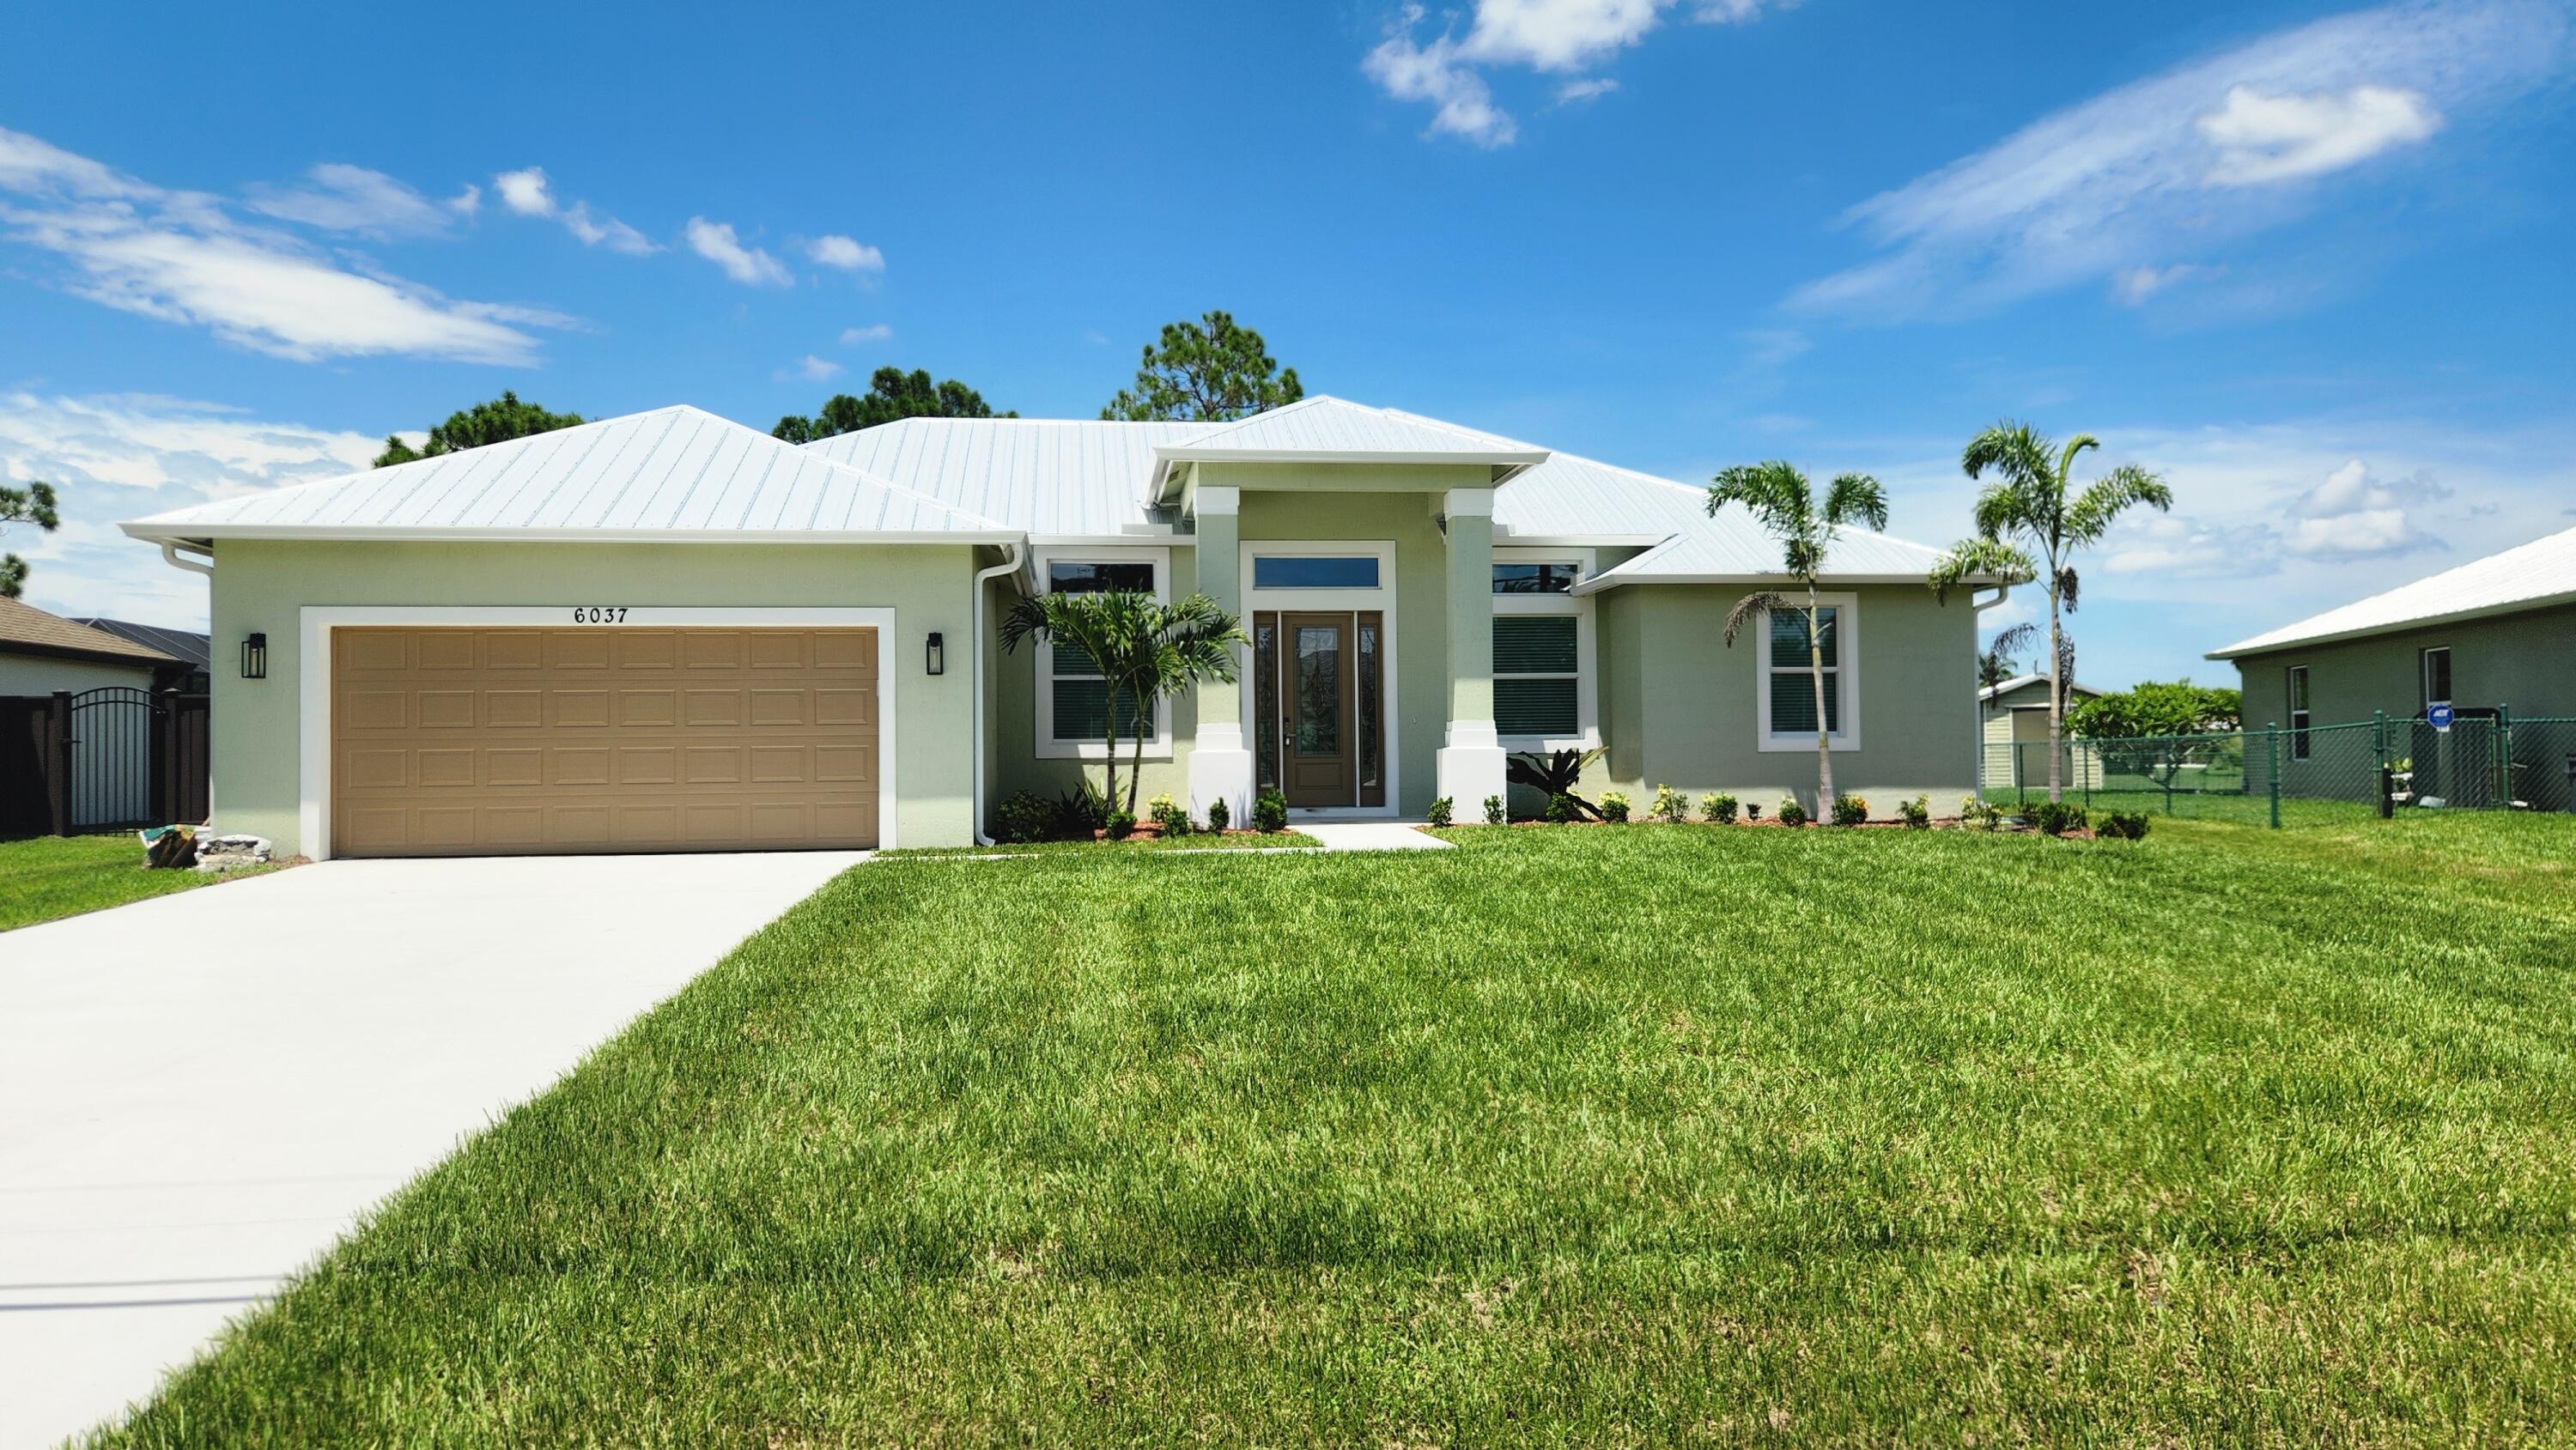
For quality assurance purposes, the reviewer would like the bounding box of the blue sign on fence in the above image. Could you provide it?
[2428,702,2455,732]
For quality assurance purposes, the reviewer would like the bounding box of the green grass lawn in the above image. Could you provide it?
[0,834,275,932]
[880,829,1321,857]
[97,815,2576,1445]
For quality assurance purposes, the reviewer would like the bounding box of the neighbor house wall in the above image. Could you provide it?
[2230,603,2576,727]
[209,539,981,854]
[0,653,160,696]
[1595,582,1977,816]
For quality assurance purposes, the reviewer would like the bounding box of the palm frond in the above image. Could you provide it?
[1987,621,2037,664]
[1721,590,1788,646]
[1960,422,2052,489]
[2063,462,2173,543]
[1821,471,1889,533]
[1708,461,1817,543]
[1926,537,2034,603]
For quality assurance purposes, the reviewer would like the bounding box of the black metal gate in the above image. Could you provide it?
[30,687,212,832]
[68,687,156,828]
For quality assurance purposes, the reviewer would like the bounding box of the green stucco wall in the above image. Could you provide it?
[208,539,983,854]
[988,548,1201,816]
[1594,582,1978,816]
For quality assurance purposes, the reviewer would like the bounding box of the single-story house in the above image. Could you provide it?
[0,597,182,698]
[1975,673,2103,792]
[72,617,213,693]
[1,598,186,830]
[121,397,1990,858]
[2209,522,2576,810]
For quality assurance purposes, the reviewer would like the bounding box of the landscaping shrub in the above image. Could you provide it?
[1831,793,1869,828]
[996,791,1054,844]
[1206,797,1230,834]
[2099,811,2150,840]
[1745,801,1762,822]
[1545,793,1577,824]
[1482,794,1506,826]
[1252,788,1290,834]
[1776,798,1808,828]
[1054,783,1106,840]
[1103,808,1138,840]
[1146,792,1190,838]
[1650,784,1688,823]
[1426,796,1454,828]
[1899,795,1931,829]
[1703,792,1739,825]
[2032,800,2087,837]
[1959,795,2002,832]
[1600,791,1631,823]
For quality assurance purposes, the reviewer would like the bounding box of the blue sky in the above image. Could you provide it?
[4,0,2572,693]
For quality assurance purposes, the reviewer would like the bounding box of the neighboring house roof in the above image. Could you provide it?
[1978,674,2102,704]
[2208,523,2576,658]
[70,618,210,671]
[121,406,1016,546]
[0,597,180,668]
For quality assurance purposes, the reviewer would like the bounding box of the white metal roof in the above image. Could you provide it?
[1573,509,1954,590]
[1978,673,2101,703]
[121,406,1013,545]
[804,416,1203,537]
[2208,523,2576,658]
[1150,395,1550,480]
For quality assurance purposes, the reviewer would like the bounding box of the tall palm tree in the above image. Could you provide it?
[1000,590,1244,816]
[1929,423,2171,803]
[1708,461,1889,810]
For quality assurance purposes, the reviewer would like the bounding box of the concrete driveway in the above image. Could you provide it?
[0,850,865,1449]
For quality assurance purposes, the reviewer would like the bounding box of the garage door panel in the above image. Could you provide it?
[333,627,877,857]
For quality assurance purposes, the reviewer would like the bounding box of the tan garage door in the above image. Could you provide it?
[331,627,878,858]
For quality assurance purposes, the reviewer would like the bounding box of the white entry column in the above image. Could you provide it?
[1436,486,1508,812]
[1186,482,1255,826]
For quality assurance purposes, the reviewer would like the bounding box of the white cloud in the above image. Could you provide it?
[0,127,562,364]
[246,163,456,238]
[0,391,381,625]
[806,234,884,271]
[491,166,658,254]
[1366,0,1784,145]
[2281,458,2446,558]
[2197,84,2441,185]
[685,217,792,287]
[839,323,893,344]
[1790,0,2569,319]
[448,184,481,218]
[2111,263,2220,306]
[781,354,842,383]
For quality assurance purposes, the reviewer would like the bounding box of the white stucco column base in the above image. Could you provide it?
[1188,723,1255,828]
[1436,720,1508,813]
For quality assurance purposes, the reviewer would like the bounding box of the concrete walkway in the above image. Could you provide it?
[1299,822,1452,851]
[0,850,863,1450]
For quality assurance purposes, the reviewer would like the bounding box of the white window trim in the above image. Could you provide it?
[2287,664,2312,761]
[2420,646,2451,715]
[1238,540,1400,818]
[1030,545,1172,762]
[297,605,901,862]
[1493,546,1598,753]
[1754,593,1862,753]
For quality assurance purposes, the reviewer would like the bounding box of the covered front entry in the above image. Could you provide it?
[329,626,879,857]
[1255,610,1385,810]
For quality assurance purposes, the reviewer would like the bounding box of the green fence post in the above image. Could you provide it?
[2499,704,2512,808]
[2266,722,2281,829]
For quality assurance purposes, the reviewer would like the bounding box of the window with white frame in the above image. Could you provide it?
[1492,552,1595,746]
[1756,597,1860,750]
[1035,552,1168,757]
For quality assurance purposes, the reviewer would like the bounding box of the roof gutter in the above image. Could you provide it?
[969,541,1029,846]
[158,540,216,578]
[118,523,1025,547]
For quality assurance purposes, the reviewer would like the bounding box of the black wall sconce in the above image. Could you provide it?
[925,631,945,676]
[240,631,268,680]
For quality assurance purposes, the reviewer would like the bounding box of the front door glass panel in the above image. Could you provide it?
[1294,626,1342,755]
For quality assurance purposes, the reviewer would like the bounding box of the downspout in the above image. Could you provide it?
[969,541,1027,845]
[160,540,215,577]
[1971,584,2013,801]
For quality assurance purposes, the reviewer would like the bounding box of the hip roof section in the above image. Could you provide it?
[2209,522,2576,658]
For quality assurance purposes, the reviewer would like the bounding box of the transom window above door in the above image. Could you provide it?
[1252,555,1380,590]
[1492,562,1579,594]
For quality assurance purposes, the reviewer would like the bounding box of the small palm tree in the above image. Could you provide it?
[1000,590,1244,816]
[1929,423,2171,803]
[1707,461,1889,809]
[1976,622,2032,690]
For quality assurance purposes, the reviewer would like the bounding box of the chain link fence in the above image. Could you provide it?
[1980,713,2576,828]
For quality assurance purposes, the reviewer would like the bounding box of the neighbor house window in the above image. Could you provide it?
[1494,616,1579,737]
[1036,554,1164,755]
[2287,665,2311,761]
[2420,646,2451,714]
[1253,555,1379,590]
[1756,598,1860,750]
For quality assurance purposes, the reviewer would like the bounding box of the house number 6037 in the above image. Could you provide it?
[570,606,629,623]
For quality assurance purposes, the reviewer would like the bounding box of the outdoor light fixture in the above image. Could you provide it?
[240,632,267,680]
[925,631,945,676]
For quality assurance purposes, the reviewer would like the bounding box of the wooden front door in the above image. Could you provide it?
[1280,613,1354,808]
